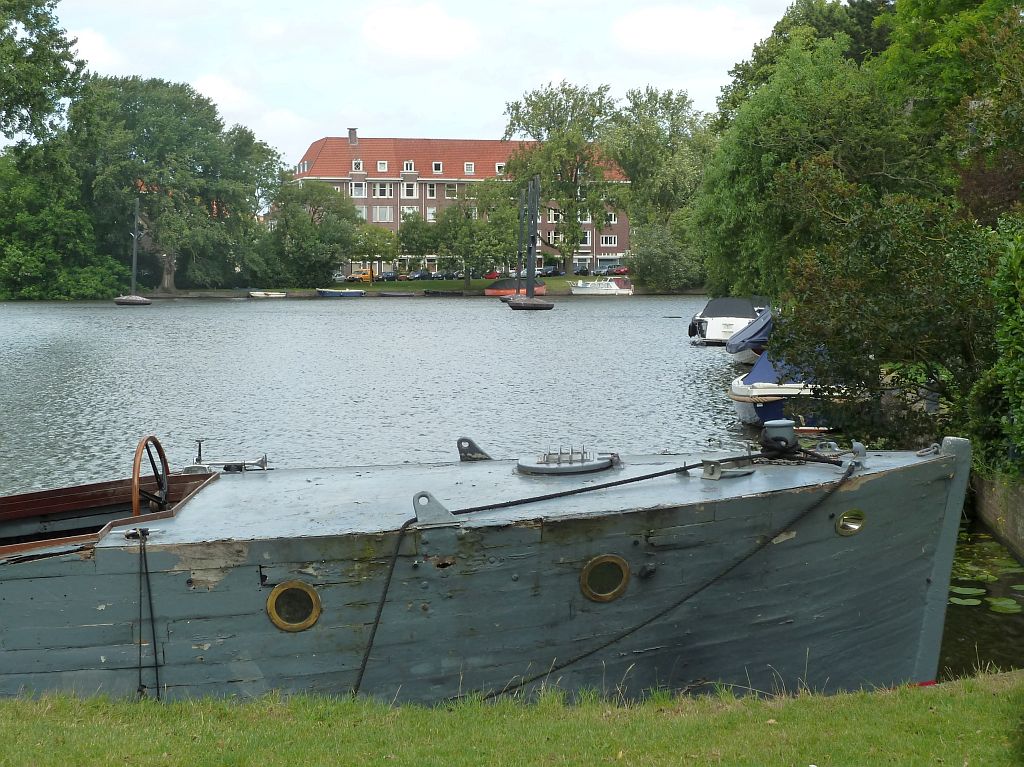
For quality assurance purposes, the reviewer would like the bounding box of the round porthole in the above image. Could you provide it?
[580,554,630,602]
[836,509,866,537]
[266,580,322,632]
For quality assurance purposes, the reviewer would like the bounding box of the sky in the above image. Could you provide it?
[54,0,794,166]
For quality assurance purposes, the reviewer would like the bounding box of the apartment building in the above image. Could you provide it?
[291,129,630,271]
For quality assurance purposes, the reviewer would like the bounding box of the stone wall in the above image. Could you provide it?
[973,474,1024,562]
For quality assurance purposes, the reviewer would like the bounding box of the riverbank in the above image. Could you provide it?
[0,671,1020,766]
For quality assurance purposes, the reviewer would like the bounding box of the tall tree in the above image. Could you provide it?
[601,87,717,225]
[398,212,437,268]
[503,80,617,271]
[0,1,83,140]
[258,180,360,287]
[65,76,281,291]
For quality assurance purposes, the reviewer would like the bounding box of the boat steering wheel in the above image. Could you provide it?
[131,435,170,517]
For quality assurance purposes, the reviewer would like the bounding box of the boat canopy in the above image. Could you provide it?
[742,351,809,386]
[700,297,761,319]
[726,308,774,354]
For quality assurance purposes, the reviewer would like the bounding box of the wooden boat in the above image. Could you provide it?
[0,427,970,703]
[569,276,633,296]
[315,288,365,298]
[248,291,287,299]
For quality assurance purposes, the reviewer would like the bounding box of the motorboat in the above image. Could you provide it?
[725,307,774,365]
[689,297,765,345]
[248,291,287,299]
[728,352,818,427]
[316,288,365,297]
[0,428,970,703]
[569,276,634,296]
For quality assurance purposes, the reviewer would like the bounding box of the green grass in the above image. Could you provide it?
[0,672,1021,766]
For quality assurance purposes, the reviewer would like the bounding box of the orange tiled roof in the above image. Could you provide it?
[295,134,624,182]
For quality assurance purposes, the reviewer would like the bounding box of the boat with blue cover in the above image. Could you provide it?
[0,426,969,703]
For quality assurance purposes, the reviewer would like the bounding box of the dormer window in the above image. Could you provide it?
[403,160,414,172]
[495,163,505,175]
[377,160,388,172]
[352,159,363,172]
[464,162,475,175]
[433,161,443,173]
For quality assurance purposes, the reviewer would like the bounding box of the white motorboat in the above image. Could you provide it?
[248,291,287,299]
[569,276,634,296]
[728,352,818,426]
[688,297,764,345]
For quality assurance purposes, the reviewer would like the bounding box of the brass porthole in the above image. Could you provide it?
[580,554,630,602]
[836,509,866,537]
[266,580,322,632]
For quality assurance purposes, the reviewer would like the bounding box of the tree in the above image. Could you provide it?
[503,81,617,271]
[695,34,930,297]
[258,180,360,287]
[0,143,122,299]
[626,212,705,292]
[355,224,398,268]
[398,212,437,268]
[602,87,717,226]
[65,76,281,291]
[434,203,480,279]
[0,1,83,140]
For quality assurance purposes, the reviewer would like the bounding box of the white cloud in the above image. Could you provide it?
[361,3,481,61]
[192,75,257,113]
[614,5,774,61]
[69,27,128,74]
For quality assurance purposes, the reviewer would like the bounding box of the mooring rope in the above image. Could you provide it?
[351,448,846,697]
[132,528,161,700]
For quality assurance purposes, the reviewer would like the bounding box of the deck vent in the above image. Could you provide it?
[267,580,322,632]
[517,447,616,475]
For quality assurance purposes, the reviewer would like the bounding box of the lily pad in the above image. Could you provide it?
[998,567,1024,575]
[949,586,987,596]
[949,597,982,606]
[1011,585,1024,592]
[985,597,1023,614]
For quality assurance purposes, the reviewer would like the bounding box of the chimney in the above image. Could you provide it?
[348,128,358,145]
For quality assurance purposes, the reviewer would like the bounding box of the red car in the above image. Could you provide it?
[610,265,629,275]
[482,270,500,280]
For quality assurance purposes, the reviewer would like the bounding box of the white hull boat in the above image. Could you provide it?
[569,276,633,296]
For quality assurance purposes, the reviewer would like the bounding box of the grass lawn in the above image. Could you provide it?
[1,671,1020,766]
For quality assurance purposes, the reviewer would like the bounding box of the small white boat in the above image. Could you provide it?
[248,291,287,299]
[689,297,764,345]
[725,308,774,365]
[113,294,152,306]
[728,353,818,426]
[316,288,365,298]
[569,276,634,296]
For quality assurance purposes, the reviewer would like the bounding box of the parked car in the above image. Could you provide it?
[437,271,457,280]
[573,266,591,276]
[408,269,433,280]
[540,266,565,277]
[347,268,373,283]
[377,271,398,282]
[609,265,629,275]
[482,269,500,280]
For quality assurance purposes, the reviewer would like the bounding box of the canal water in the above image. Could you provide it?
[0,295,1020,679]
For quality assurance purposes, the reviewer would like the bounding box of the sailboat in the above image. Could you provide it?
[114,198,152,306]
[507,176,553,311]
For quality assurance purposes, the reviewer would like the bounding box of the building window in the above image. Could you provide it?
[333,185,341,193]
[578,211,592,224]
[549,209,562,224]
[373,206,394,223]
[468,206,478,219]
[548,230,564,244]
[433,161,443,173]
[464,162,475,175]
[426,183,436,199]
[404,160,414,172]
[355,206,367,220]
[444,183,458,199]
[580,230,591,246]
[401,206,419,219]
[349,181,367,198]
[401,182,418,199]
[426,207,437,222]
[600,234,617,247]
[377,160,388,172]
[605,211,618,225]
[372,182,393,198]
[352,159,363,172]
[495,163,505,175]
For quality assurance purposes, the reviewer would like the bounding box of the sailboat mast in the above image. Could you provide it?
[130,197,140,295]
